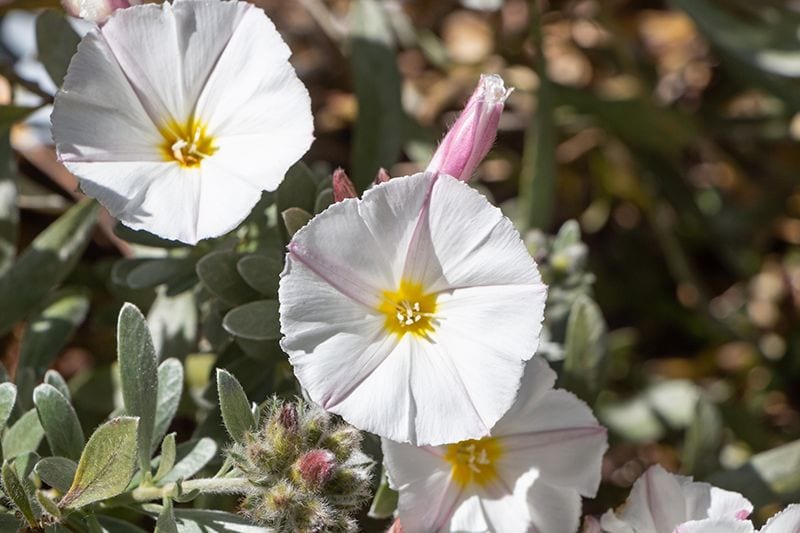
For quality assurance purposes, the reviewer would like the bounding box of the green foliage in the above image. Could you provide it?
[60,417,139,509]
[216,369,255,444]
[3,409,44,459]
[117,303,159,474]
[2,461,38,528]
[223,300,281,341]
[152,359,183,454]
[35,456,78,493]
[35,10,80,85]
[34,383,85,461]
[0,199,98,336]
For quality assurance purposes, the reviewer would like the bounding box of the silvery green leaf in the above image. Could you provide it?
[222,300,280,341]
[196,252,257,308]
[368,467,398,519]
[281,207,312,237]
[117,303,158,474]
[151,358,183,454]
[158,438,217,484]
[561,294,608,403]
[236,254,281,297]
[2,461,37,527]
[155,498,178,533]
[3,409,44,459]
[59,417,139,509]
[34,456,77,493]
[44,370,70,401]
[216,369,254,444]
[153,433,176,483]
[33,384,85,461]
[0,382,16,429]
[35,10,80,85]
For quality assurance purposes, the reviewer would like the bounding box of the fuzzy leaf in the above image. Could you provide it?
[216,369,254,444]
[281,207,312,237]
[222,300,281,341]
[44,370,70,401]
[561,294,608,403]
[33,384,85,461]
[2,461,36,527]
[36,490,61,520]
[368,467,399,519]
[236,254,281,297]
[196,252,257,307]
[3,408,44,459]
[153,433,176,483]
[171,509,265,532]
[276,162,318,216]
[152,358,183,454]
[155,498,178,533]
[158,438,217,484]
[34,456,77,493]
[0,382,17,429]
[59,417,139,509]
[117,303,158,474]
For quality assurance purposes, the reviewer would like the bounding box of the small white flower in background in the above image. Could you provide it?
[675,504,800,533]
[278,171,547,446]
[61,0,143,24]
[460,0,504,12]
[381,357,607,533]
[426,74,511,182]
[52,0,313,244]
[600,464,753,533]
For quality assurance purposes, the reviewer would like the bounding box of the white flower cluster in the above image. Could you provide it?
[49,1,798,532]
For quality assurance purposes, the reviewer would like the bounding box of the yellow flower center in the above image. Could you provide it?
[159,117,217,168]
[445,438,503,487]
[378,279,438,338]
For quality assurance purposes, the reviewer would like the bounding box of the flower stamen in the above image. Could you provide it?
[160,117,217,168]
[379,280,438,338]
[445,438,502,487]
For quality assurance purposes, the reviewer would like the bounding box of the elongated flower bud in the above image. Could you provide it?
[61,0,141,24]
[333,168,357,202]
[426,74,512,182]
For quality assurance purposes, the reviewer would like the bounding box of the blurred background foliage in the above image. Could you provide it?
[0,0,799,529]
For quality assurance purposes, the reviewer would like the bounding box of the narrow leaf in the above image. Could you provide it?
[44,370,70,401]
[155,498,178,533]
[159,438,217,484]
[368,467,398,519]
[117,303,158,474]
[349,0,403,190]
[561,295,608,403]
[0,129,18,276]
[34,456,77,493]
[59,417,139,509]
[153,433,176,483]
[151,359,183,454]
[0,382,16,429]
[222,300,281,341]
[36,490,61,519]
[2,461,36,527]
[216,369,254,444]
[3,408,44,459]
[33,384,85,461]
[0,198,99,336]
[35,10,80,85]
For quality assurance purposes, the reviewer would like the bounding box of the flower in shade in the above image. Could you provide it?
[381,357,607,533]
[52,0,313,244]
[600,464,753,533]
[61,0,142,24]
[279,171,546,446]
[425,73,512,182]
[674,505,800,533]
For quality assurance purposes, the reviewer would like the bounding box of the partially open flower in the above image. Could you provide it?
[600,464,753,533]
[279,172,546,446]
[61,0,142,24]
[52,0,313,244]
[425,74,512,182]
[382,357,607,532]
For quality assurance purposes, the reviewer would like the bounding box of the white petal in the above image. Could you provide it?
[675,519,754,533]
[704,487,753,522]
[604,465,688,533]
[447,492,490,532]
[194,158,263,241]
[405,174,545,295]
[474,480,533,533]
[527,481,582,533]
[381,439,462,533]
[760,504,800,533]
[495,357,558,424]
[53,31,161,162]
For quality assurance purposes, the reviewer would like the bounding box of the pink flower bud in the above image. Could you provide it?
[374,168,391,185]
[332,168,357,202]
[296,449,336,487]
[61,0,142,24]
[426,73,512,182]
[278,403,298,433]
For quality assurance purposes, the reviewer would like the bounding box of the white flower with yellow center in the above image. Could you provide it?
[52,0,313,244]
[382,357,608,533]
[278,172,547,446]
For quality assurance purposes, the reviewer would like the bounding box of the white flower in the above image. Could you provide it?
[381,357,607,533]
[278,172,546,446]
[675,504,800,533]
[52,0,313,244]
[61,0,143,24]
[600,464,753,533]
